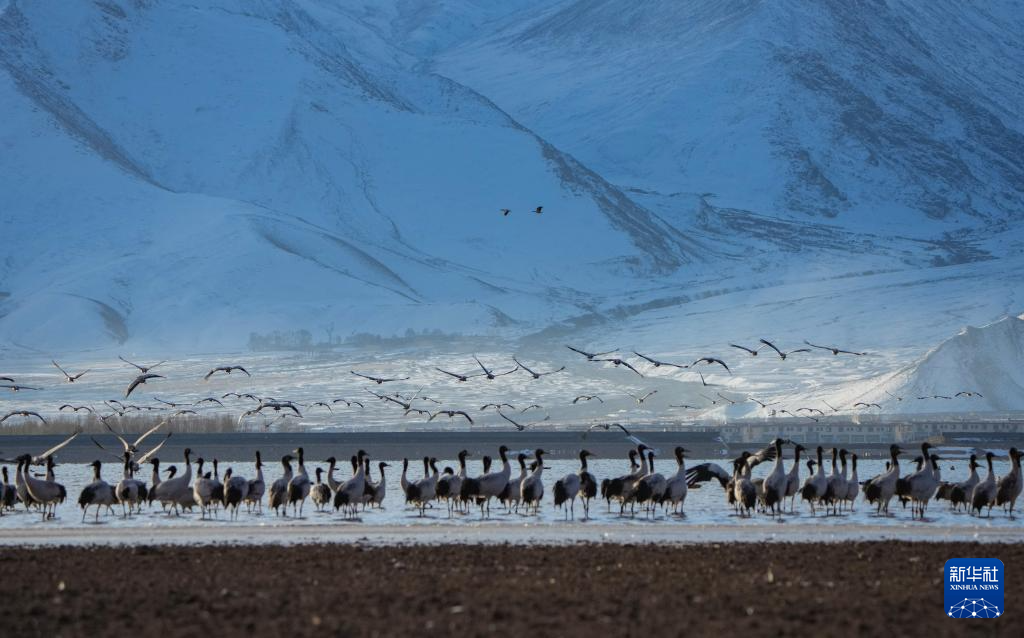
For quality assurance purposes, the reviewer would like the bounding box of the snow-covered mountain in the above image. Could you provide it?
[1,0,1022,414]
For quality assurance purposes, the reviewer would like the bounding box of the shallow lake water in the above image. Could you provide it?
[2,455,1020,545]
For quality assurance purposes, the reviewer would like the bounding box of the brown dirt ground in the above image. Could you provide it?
[0,542,1019,637]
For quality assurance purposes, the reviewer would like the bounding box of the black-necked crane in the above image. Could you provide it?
[1,467,17,512]
[553,450,592,520]
[971,452,997,517]
[152,447,193,515]
[222,467,249,520]
[245,451,265,514]
[78,460,117,522]
[52,360,89,382]
[497,453,528,514]
[311,468,331,512]
[475,445,511,518]
[800,446,828,516]
[634,450,667,518]
[368,462,389,508]
[115,452,146,517]
[19,455,65,520]
[995,447,1021,518]
[944,455,979,511]
[335,450,369,518]
[761,438,789,517]
[862,444,902,515]
[192,458,217,519]
[513,357,565,379]
[784,444,806,513]
[205,365,251,380]
[520,449,546,514]
[662,447,688,516]
[268,454,294,516]
[844,453,860,511]
[286,447,311,517]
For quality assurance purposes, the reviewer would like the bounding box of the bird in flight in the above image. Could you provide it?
[803,340,865,356]
[59,404,95,414]
[779,409,818,423]
[194,397,224,407]
[125,373,164,398]
[513,357,565,379]
[572,395,603,404]
[729,343,764,357]
[748,397,778,409]
[533,206,543,214]
[500,208,511,216]
[1,384,40,392]
[955,391,984,398]
[520,404,542,413]
[118,356,166,373]
[795,407,825,416]
[853,402,883,409]
[496,410,547,431]
[884,390,903,402]
[435,367,483,382]
[627,390,658,405]
[52,360,89,382]
[916,395,952,400]
[332,398,365,408]
[584,422,649,448]
[759,339,810,361]
[481,403,515,412]
[205,365,251,380]
[0,410,47,424]
[715,392,738,405]
[822,400,841,413]
[153,397,189,408]
[350,371,408,384]
[473,356,518,380]
[429,410,474,424]
[690,357,731,373]
[308,401,333,412]
[0,376,14,383]
[591,357,643,377]
[669,403,700,409]
[632,352,688,369]
[566,345,617,360]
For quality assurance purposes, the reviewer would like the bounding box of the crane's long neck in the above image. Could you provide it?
[93,464,102,482]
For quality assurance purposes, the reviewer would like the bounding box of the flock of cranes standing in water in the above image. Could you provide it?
[1,438,1020,525]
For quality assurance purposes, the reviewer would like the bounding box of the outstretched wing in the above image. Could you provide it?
[685,463,730,489]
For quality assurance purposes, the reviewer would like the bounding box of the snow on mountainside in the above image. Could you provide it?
[439,0,1024,229]
[872,315,1024,413]
[0,0,699,351]
[0,0,1021,420]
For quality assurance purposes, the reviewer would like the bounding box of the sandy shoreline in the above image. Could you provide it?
[1,542,1018,636]
[1,521,1019,547]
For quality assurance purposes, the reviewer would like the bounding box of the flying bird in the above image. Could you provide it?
[566,345,617,360]
[473,356,518,380]
[194,397,224,407]
[779,409,818,423]
[429,410,474,424]
[533,206,543,214]
[748,397,778,409]
[496,410,547,431]
[118,356,166,373]
[632,352,688,369]
[690,357,731,373]
[205,365,251,380]
[803,340,865,356]
[0,410,47,424]
[0,376,14,383]
[669,403,700,409]
[853,402,883,409]
[822,400,841,413]
[884,390,903,402]
[584,422,649,449]
[520,404,542,413]
[500,208,511,216]
[795,407,825,416]
[591,357,643,377]
[59,404,94,414]
[572,395,603,404]
[715,392,738,405]
[513,357,565,379]
[955,391,984,398]
[331,398,364,408]
[481,403,516,412]
[125,373,164,398]
[916,395,952,400]
[153,397,189,408]
[52,360,89,382]
[729,343,763,357]
[434,367,482,382]
[350,371,408,384]
[0,384,40,392]
[759,339,810,360]
[308,401,333,412]
[627,390,658,405]
[258,401,302,417]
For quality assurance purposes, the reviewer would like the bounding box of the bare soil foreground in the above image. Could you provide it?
[1,542,1019,637]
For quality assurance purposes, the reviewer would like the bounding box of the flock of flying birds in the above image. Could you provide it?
[0,339,988,432]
